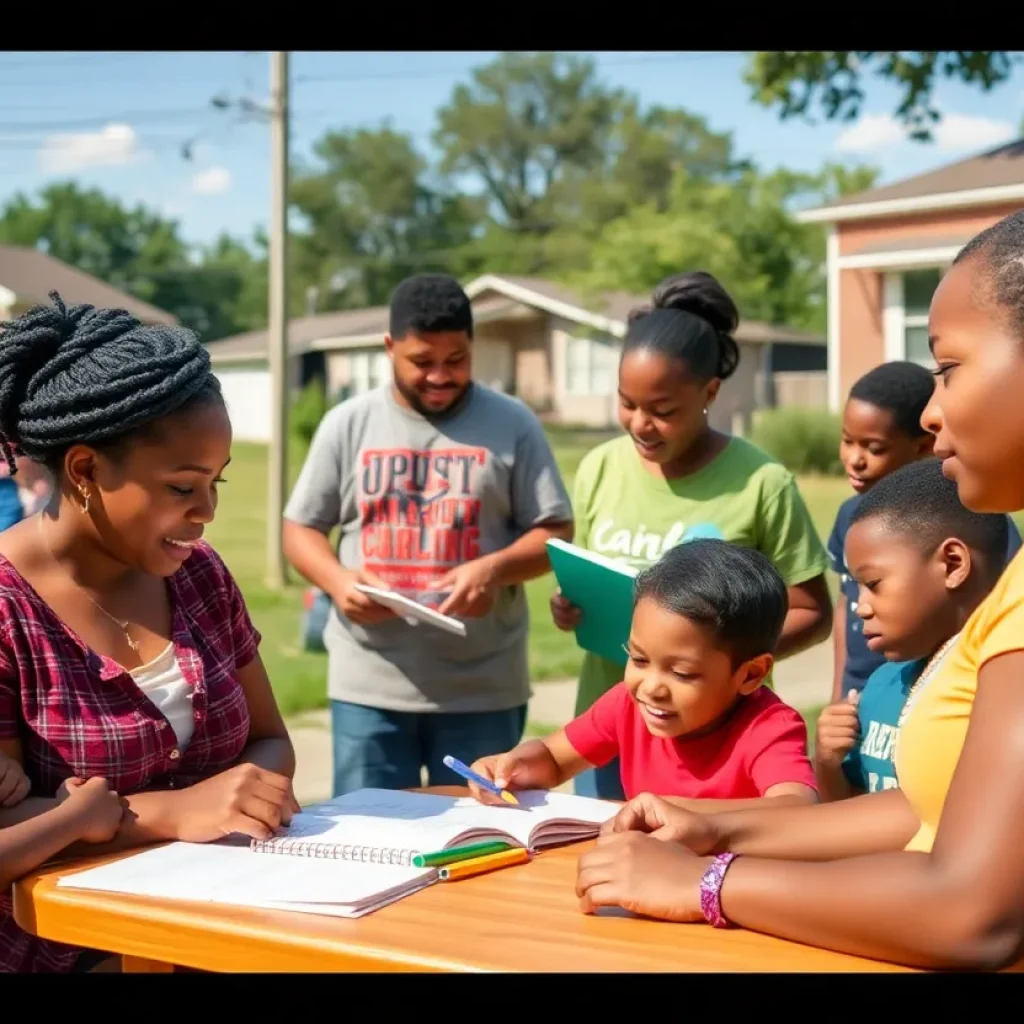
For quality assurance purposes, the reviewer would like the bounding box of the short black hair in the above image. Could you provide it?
[633,539,788,665]
[0,291,221,477]
[388,274,473,340]
[623,271,740,382]
[850,457,1009,579]
[847,361,935,438]
[954,208,1024,340]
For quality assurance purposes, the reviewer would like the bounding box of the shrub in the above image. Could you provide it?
[751,407,843,476]
[291,377,329,447]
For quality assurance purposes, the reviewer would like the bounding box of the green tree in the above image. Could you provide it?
[432,52,739,277]
[745,52,1020,141]
[288,125,478,309]
[0,183,263,340]
[579,161,879,332]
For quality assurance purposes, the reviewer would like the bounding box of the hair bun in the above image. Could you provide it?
[652,271,739,336]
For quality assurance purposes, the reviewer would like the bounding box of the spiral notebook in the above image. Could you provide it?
[251,787,620,865]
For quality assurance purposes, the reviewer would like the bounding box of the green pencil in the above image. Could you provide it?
[413,841,512,868]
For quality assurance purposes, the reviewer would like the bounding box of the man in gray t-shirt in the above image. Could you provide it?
[283,274,574,795]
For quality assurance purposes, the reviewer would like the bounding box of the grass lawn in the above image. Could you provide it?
[208,429,852,717]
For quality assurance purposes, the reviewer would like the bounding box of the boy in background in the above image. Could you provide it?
[829,361,1020,702]
[815,459,1014,799]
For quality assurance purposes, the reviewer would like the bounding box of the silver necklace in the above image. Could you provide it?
[37,516,141,655]
[897,632,960,730]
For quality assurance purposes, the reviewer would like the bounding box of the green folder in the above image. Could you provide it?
[546,539,637,667]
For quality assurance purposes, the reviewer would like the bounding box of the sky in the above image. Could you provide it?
[1,50,1022,250]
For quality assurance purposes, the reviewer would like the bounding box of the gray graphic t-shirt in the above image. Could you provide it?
[284,384,572,713]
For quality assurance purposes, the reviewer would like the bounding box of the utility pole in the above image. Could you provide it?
[266,51,289,589]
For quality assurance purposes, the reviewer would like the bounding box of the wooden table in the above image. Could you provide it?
[13,788,918,973]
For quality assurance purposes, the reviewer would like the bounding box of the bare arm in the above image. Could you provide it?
[662,782,818,815]
[0,804,94,889]
[831,594,849,703]
[282,519,351,598]
[468,730,594,803]
[710,652,1024,969]
[776,575,832,660]
[813,757,860,803]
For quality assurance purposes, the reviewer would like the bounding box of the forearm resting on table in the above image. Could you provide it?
[699,788,918,861]
[486,520,573,587]
[720,849,1012,970]
[281,519,349,595]
[663,784,818,815]
[0,804,94,888]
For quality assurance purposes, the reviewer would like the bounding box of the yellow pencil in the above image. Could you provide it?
[438,846,530,881]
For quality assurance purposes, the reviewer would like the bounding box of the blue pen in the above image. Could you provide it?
[443,755,520,805]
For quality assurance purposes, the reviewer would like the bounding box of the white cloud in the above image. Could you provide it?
[834,113,907,153]
[931,112,1015,151]
[38,122,148,173]
[190,166,232,196]
[835,110,1016,154]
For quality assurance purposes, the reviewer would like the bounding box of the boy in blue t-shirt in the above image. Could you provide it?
[828,361,1021,702]
[814,459,1015,800]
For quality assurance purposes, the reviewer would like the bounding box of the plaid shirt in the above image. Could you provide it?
[0,542,260,973]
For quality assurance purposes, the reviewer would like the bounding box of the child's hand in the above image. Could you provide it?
[467,751,541,806]
[0,752,30,808]
[60,777,125,844]
[550,590,582,632]
[815,691,861,767]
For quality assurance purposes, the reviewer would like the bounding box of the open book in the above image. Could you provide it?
[546,538,637,667]
[251,788,621,864]
[57,839,438,919]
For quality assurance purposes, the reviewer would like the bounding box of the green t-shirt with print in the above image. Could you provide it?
[571,434,830,715]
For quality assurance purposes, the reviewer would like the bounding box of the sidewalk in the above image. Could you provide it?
[288,642,834,805]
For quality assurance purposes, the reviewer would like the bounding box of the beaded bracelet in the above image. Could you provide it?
[699,852,738,928]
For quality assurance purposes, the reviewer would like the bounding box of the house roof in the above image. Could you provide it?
[465,274,824,346]
[207,274,823,364]
[0,245,178,325]
[797,139,1024,224]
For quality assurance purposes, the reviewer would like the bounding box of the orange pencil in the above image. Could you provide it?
[439,846,530,881]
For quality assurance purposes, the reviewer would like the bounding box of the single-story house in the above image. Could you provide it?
[207,273,825,442]
[797,138,1024,411]
[0,244,178,325]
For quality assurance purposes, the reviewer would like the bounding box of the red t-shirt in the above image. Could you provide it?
[564,683,817,801]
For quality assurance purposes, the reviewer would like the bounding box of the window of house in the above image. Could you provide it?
[903,268,943,366]
[349,350,390,393]
[565,334,618,396]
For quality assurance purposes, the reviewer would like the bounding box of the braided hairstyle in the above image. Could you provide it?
[0,291,222,477]
[624,271,741,382]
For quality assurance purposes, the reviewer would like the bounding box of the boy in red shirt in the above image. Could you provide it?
[469,540,818,811]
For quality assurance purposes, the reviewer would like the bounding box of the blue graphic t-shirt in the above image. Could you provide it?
[828,493,1022,697]
[842,659,923,793]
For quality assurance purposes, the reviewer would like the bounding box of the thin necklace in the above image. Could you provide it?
[36,516,141,655]
[897,631,960,729]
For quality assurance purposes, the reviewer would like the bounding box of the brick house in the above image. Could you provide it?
[208,273,824,442]
[797,139,1024,411]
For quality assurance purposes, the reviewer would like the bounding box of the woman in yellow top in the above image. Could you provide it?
[574,208,1024,971]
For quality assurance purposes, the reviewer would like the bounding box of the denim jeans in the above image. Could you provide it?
[330,700,528,796]
[573,758,626,800]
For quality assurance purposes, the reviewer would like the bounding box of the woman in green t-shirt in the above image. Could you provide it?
[551,271,832,799]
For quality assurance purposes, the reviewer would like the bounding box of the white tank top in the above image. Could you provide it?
[129,641,195,749]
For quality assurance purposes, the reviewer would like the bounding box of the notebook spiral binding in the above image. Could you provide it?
[249,836,417,867]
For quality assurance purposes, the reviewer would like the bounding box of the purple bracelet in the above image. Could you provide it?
[699,852,737,928]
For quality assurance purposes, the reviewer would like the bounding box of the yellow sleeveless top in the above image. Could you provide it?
[896,548,1024,852]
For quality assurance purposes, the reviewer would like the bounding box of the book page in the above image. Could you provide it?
[59,840,433,907]
[281,788,619,852]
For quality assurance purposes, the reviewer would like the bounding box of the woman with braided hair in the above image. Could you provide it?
[0,293,297,973]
